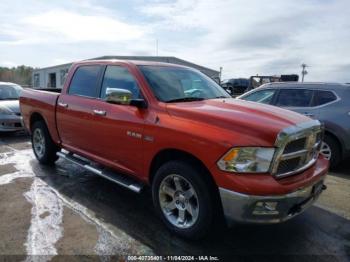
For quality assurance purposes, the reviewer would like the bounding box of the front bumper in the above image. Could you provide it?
[0,115,24,132]
[219,177,326,225]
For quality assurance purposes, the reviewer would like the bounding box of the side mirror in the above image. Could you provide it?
[105,88,132,105]
[105,88,147,108]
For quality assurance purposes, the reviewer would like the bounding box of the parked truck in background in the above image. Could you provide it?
[221,75,299,97]
[20,60,328,239]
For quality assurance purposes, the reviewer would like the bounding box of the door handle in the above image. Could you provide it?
[58,102,68,108]
[93,109,106,116]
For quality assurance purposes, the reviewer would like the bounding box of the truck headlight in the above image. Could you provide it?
[217,147,275,173]
[0,106,14,115]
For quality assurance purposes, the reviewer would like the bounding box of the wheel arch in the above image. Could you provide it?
[149,148,214,185]
[30,112,47,132]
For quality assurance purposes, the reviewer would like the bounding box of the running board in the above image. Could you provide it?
[56,151,143,193]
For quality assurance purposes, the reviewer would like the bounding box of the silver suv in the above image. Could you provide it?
[238,82,350,168]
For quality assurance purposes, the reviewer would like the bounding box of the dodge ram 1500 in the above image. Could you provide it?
[20,60,328,239]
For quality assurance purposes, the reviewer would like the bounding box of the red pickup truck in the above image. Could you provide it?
[20,60,328,239]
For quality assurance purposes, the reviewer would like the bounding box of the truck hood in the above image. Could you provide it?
[166,98,311,146]
[0,100,20,114]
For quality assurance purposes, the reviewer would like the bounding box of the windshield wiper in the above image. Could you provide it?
[166,97,205,103]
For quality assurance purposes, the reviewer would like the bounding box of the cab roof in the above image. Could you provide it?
[73,59,192,69]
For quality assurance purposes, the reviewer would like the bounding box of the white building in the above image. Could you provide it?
[32,56,220,89]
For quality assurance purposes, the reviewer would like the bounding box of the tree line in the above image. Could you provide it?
[0,66,34,86]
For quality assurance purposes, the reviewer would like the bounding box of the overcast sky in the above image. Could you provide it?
[0,0,349,81]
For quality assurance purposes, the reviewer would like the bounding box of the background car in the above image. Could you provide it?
[0,82,24,132]
[221,78,249,97]
[238,82,350,168]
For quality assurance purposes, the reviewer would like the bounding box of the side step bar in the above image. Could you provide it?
[57,151,143,193]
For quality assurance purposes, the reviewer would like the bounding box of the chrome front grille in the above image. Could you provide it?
[271,120,323,178]
[276,157,301,174]
[283,137,306,154]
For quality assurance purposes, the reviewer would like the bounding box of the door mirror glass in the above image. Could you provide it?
[105,87,132,105]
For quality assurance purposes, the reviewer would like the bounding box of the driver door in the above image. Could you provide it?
[88,65,146,177]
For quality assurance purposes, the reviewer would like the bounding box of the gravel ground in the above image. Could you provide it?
[0,132,349,262]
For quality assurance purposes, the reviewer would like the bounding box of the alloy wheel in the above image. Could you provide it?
[159,174,199,229]
[320,141,332,160]
[33,128,45,158]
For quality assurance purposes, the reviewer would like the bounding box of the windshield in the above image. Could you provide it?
[138,66,230,102]
[0,84,23,100]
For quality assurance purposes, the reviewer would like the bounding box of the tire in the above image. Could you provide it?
[321,134,341,169]
[31,121,59,165]
[152,161,215,239]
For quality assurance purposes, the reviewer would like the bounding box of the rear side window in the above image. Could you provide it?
[275,89,313,107]
[241,89,276,104]
[68,66,101,97]
[313,90,337,106]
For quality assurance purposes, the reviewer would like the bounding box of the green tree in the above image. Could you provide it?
[0,65,34,86]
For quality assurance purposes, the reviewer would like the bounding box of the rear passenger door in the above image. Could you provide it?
[56,65,104,155]
[274,88,317,118]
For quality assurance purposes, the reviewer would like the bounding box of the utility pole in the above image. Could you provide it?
[301,63,308,82]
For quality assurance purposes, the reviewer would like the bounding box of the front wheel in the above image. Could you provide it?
[321,135,341,169]
[152,161,215,239]
[31,121,59,165]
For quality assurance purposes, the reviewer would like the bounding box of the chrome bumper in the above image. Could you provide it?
[219,179,326,225]
[0,115,24,132]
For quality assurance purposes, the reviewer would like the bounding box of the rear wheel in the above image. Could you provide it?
[152,161,215,239]
[31,121,59,165]
[321,134,341,169]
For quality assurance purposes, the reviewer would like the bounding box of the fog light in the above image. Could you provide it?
[253,201,279,215]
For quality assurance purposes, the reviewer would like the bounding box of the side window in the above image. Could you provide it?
[313,90,337,106]
[68,66,101,97]
[241,89,276,104]
[100,66,141,99]
[275,89,313,107]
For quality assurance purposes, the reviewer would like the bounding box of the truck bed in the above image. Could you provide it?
[20,88,61,143]
[31,88,62,93]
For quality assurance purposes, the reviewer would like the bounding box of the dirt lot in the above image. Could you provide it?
[0,132,349,261]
